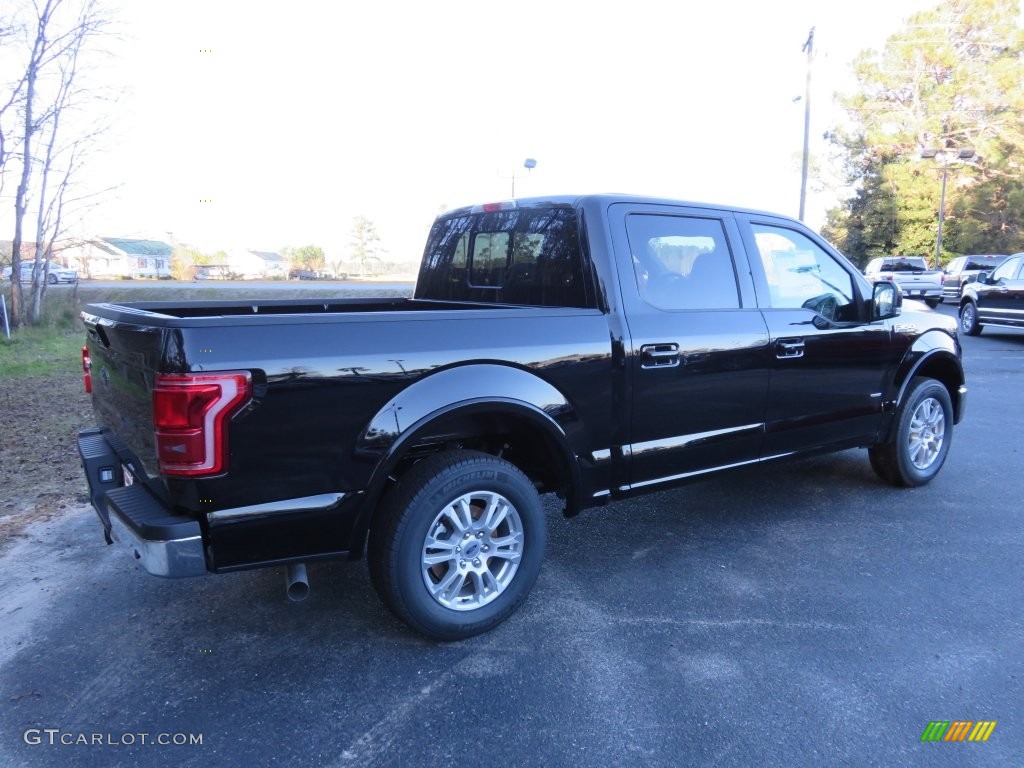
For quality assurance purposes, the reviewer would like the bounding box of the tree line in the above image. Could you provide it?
[168,215,409,280]
[822,0,1024,267]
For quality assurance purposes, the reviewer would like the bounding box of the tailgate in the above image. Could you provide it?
[894,274,939,292]
[82,310,167,478]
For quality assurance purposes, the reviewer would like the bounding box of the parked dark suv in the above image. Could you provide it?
[942,255,1008,301]
[959,252,1024,335]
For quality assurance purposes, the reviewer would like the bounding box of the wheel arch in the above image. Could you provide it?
[888,338,966,437]
[958,295,982,335]
[348,364,582,557]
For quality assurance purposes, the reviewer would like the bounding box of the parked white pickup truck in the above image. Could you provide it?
[864,256,942,308]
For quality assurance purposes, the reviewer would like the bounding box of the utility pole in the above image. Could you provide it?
[799,27,814,221]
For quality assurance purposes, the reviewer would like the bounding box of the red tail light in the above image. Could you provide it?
[82,347,92,393]
[153,371,251,476]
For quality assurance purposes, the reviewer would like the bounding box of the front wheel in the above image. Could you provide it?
[869,377,953,487]
[369,450,546,640]
[959,301,982,335]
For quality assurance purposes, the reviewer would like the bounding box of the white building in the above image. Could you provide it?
[69,238,173,279]
[225,249,289,279]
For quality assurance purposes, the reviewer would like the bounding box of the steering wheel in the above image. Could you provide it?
[802,293,838,321]
[818,294,838,321]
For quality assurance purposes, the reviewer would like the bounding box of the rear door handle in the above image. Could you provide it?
[775,339,805,359]
[640,343,680,368]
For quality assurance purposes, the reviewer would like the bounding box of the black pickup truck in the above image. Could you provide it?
[77,195,966,639]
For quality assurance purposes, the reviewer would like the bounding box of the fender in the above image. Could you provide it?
[883,329,966,436]
[356,363,574,455]
[348,364,581,555]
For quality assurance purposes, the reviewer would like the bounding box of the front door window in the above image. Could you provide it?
[752,225,855,322]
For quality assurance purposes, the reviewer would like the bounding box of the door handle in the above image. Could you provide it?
[775,339,805,359]
[640,343,680,368]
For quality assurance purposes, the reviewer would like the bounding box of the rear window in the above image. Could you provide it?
[963,256,1005,271]
[414,207,596,308]
[883,258,929,272]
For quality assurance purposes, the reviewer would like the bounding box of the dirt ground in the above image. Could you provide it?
[0,364,93,547]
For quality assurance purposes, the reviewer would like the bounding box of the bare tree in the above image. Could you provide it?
[0,11,29,216]
[5,0,110,329]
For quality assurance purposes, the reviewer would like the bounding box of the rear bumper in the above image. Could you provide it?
[77,428,208,578]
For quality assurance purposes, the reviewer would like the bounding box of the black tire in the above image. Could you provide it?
[868,377,953,487]
[925,298,939,308]
[959,300,982,335]
[368,450,545,640]
[47,274,58,284]
[868,447,898,486]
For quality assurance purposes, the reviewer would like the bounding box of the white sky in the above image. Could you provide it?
[20,0,939,262]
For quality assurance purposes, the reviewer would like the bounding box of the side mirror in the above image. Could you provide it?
[872,281,901,320]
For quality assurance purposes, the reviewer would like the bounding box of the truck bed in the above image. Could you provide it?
[84,297,532,323]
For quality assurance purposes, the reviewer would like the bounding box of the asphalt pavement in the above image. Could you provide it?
[1,302,1021,767]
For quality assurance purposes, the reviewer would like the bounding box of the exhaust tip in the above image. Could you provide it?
[285,563,309,602]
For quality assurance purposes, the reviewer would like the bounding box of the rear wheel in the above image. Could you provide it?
[869,377,953,487]
[959,301,982,335]
[369,450,545,640]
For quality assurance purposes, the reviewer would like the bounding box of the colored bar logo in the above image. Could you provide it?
[921,721,997,742]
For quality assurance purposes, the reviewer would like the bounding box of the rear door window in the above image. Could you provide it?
[625,214,740,310]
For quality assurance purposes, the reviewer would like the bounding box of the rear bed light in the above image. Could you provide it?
[153,371,251,477]
[473,201,518,213]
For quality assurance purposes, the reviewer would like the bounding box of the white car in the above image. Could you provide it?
[1,260,78,284]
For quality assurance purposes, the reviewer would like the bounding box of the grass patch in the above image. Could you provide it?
[0,285,84,378]
[0,325,83,377]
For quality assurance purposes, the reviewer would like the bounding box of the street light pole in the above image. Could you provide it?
[921,146,974,265]
[935,161,949,266]
[510,157,538,199]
